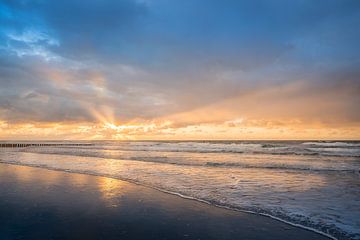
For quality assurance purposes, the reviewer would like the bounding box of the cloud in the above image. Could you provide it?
[0,0,359,139]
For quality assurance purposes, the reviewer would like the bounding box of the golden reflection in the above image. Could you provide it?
[40,170,63,185]
[68,173,93,187]
[11,166,35,183]
[11,165,63,185]
[97,177,127,207]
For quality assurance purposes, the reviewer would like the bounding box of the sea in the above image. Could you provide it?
[0,140,359,240]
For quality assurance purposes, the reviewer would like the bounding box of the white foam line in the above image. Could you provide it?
[0,160,338,240]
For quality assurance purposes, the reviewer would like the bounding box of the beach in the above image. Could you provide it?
[0,141,359,239]
[0,163,330,240]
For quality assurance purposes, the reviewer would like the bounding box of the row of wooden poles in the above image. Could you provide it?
[0,143,93,148]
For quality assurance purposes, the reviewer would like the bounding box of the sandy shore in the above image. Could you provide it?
[0,163,329,240]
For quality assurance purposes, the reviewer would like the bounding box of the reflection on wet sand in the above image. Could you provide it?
[11,165,63,185]
[69,173,94,187]
[0,163,330,240]
[0,163,130,207]
[98,177,127,207]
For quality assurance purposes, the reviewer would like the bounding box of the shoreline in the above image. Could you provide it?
[0,162,331,240]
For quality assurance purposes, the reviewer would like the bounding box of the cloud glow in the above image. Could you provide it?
[0,0,359,140]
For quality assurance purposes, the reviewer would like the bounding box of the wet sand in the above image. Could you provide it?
[0,163,329,240]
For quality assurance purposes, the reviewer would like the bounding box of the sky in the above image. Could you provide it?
[0,0,359,140]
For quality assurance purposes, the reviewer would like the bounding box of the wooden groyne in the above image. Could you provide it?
[0,143,93,148]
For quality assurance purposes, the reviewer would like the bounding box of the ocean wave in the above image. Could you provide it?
[19,145,360,158]
[16,148,360,174]
[305,147,360,157]
[21,144,360,160]
[204,161,360,173]
[302,142,360,147]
